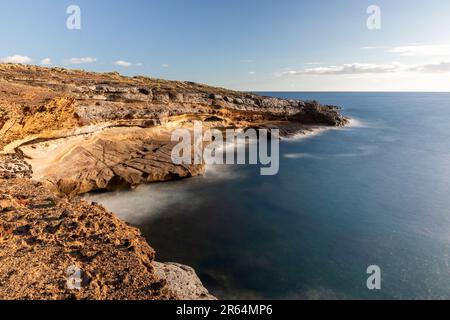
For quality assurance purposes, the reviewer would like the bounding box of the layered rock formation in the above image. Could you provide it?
[0,63,348,300]
[0,64,346,196]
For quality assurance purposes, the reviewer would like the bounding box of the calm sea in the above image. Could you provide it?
[85,92,450,299]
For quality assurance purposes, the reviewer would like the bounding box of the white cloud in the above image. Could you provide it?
[280,61,450,76]
[248,71,255,75]
[305,62,322,65]
[114,60,143,67]
[388,44,450,57]
[412,61,450,73]
[114,60,132,67]
[66,57,97,65]
[40,58,52,65]
[162,64,169,68]
[0,54,33,64]
[281,63,402,76]
[361,46,377,50]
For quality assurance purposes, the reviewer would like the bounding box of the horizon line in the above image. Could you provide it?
[251,90,450,93]
[2,63,450,94]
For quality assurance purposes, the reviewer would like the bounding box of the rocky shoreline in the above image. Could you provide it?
[0,64,348,299]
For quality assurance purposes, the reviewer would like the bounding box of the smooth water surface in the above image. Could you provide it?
[85,93,450,299]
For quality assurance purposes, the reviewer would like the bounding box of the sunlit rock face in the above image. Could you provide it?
[0,64,347,300]
[0,64,347,195]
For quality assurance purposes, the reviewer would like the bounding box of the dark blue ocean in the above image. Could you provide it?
[85,93,450,299]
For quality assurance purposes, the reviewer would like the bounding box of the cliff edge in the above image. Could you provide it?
[0,64,348,299]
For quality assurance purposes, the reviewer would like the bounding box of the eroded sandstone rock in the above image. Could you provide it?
[0,63,348,300]
[0,179,214,300]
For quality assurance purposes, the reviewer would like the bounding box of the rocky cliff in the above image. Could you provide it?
[0,179,213,300]
[0,63,348,299]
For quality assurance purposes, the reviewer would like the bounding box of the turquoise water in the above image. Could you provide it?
[85,93,450,299]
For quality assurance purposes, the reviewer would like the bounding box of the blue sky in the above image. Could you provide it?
[1,0,450,91]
